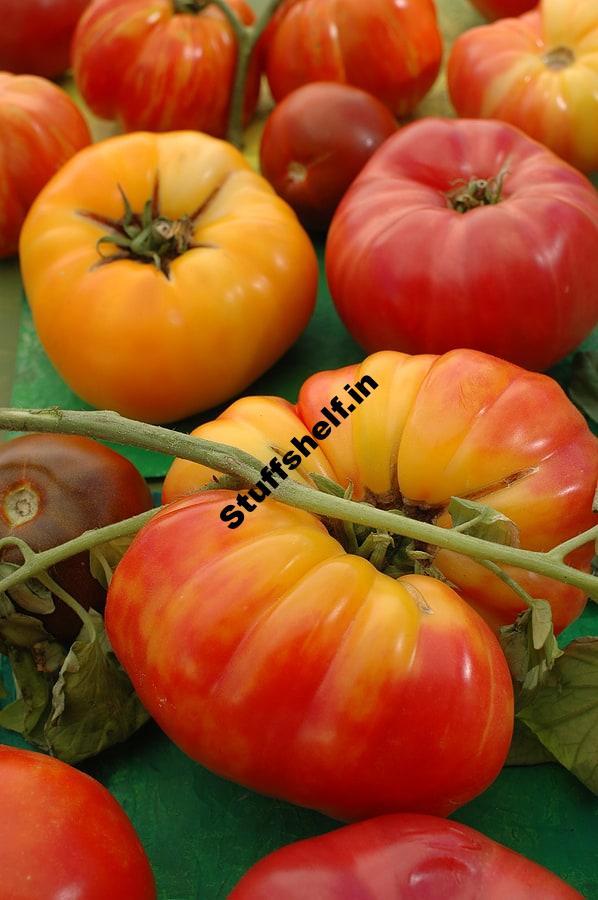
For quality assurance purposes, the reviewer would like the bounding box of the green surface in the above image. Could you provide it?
[2,0,598,897]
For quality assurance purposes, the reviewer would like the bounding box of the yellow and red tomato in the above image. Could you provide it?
[0,73,91,259]
[448,0,598,172]
[72,0,260,136]
[163,349,597,634]
[19,130,317,424]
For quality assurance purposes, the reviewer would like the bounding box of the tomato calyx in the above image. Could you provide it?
[80,181,217,278]
[1,483,39,526]
[447,168,509,213]
[543,46,575,71]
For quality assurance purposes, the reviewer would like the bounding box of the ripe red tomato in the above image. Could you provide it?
[0,73,91,259]
[0,746,156,899]
[259,82,398,230]
[230,814,583,898]
[448,0,598,173]
[0,434,152,642]
[163,350,597,635]
[0,0,91,78]
[468,0,537,19]
[326,118,598,371]
[107,488,514,822]
[262,0,442,118]
[72,0,260,136]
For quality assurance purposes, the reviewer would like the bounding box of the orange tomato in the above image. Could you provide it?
[19,131,317,423]
[447,0,598,172]
[0,72,90,258]
[164,349,598,633]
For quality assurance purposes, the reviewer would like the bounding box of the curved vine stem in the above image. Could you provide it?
[0,407,597,602]
[200,0,287,147]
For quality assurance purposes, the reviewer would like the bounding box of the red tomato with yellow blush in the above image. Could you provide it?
[259,82,398,230]
[72,0,260,136]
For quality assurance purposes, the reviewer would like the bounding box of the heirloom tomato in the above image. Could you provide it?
[19,131,317,423]
[0,434,152,643]
[259,82,398,231]
[107,493,513,821]
[325,118,598,371]
[262,0,442,118]
[0,73,90,259]
[72,0,260,136]
[163,350,597,635]
[230,814,583,898]
[0,747,156,899]
[448,0,598,172]
[0,0,91,78]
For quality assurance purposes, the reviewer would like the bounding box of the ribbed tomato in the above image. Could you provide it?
[72,0,260,135]
[163,349,597,634]
[0,0,91,78]
[106,491,513,821]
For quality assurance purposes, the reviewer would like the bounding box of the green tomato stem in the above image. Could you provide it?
[0,406,597,602]
[35,571,97,645]
[476,559,537,608]
[199,0,286,148]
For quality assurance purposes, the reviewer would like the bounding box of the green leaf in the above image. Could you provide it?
[8,578,55,616]
[0,611,53,648]
[89,535,135,589]
[517,638,598,795]
[309,473,346,498]
[505,718,555,767]
[499,600,562,691]
[448,497,520,547]
[0,646,52,741]
[568,351,598,422]
[44,609,149,764]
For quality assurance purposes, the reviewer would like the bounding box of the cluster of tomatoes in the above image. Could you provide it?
[1,0,598,896]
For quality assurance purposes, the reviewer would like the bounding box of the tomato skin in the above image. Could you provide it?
[0,434,152,642]
[447,1,598,172]
[0,746,156,899]
[0,0,91,78]
[163,349,597,635]
[72,0,260,136]
[259,82,398,231]
[0,73,91,259]
[19,131,317,424]
[469,0,537,19]
[262,0,442,118]
[325,117,598,372]
[107,491,513,820]
[230,814,583,899]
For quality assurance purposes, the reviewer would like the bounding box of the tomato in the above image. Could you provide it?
[19,130,317,424]
[325,118,598,372]
[468,0,537,19]
[0,0,91,78]
[0,73,91,259]
[447,0,598,172]
[230,813,583,898]
[0,746,156,899]
[162,350,597,635]
[106,490,513,821]
[0,434,152,642]
[262,0,442,118]
[72,0,260,136]
[259,82,398,231]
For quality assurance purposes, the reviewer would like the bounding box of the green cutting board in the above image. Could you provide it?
[2,0,598,896]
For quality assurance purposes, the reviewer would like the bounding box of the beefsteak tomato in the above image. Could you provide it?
[0,73,91,259]
[163,349,597,634]
[0,0,91,78]
[230,813,583,898]
[325,118,598,371]
[106,492,513,821]
[19,130,317,423]
[0,433,152,642]
[72,0,260,136]
[448,0,598,172]
[259,82,398,230]
[262,0,442,118]
[0,746,156,899]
